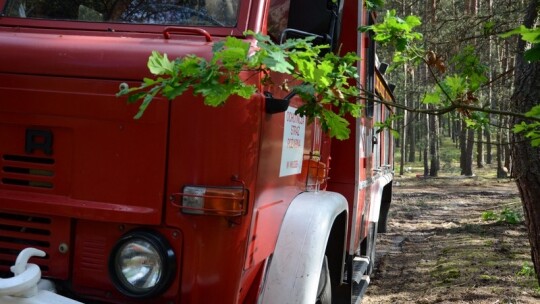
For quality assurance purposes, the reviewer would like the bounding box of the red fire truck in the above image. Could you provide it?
[0,0,394,303]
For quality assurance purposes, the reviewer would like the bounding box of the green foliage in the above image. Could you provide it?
[512,100,540,147]
[374,114,402,139]
[365,0,385,10]
[118,38,257,118]
[362,10,487,130]
[482,207,522,225]
[513,103,540,146]
[482,21,496,36]
[501,26,540,146]
[450,45,488,92]
[465,112,490,129]
[500,207,522,224]
[445,75,468,100]
[359,10,422,51]
[359,10,423,71]
[421,74,471,107]
[513,120,540,146]
[363,10,540,152]
[517,263,536,277]
[481,210,497,221]
[419,47,487,123]
[118,31,362,140]
[501,26,540,62]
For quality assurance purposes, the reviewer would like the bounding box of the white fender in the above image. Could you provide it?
[368,172,393,223]
[260,191,348,304]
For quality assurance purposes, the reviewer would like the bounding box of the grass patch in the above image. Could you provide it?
[517,263,536,277]
[481,207,523,225]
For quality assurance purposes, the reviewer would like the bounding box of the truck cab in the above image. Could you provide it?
[0,0,394,303]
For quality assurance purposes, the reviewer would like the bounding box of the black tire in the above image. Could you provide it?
[377,184,393,233]
[366,222,378,275]
[377,204,389,233]
[316,256,332,304]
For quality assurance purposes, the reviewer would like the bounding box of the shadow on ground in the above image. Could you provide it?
[363,177,540,304]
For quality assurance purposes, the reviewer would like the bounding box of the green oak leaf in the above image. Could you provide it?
[148,51,174,75]
[322,109,350,140]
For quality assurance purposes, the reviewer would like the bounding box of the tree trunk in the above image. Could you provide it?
[504,133,512,175]
[477,127,484,168]
[486,0,493,165]
[407,120,416,162]
[429,114,440,176]
[429,0,437,23]
[485,127,492,164]
[496,126,508,178]
[512,59,540,285]
[407,68,416,163]
[454,118,460,148]
[463,127,475,176]
[511,0,540,285]
[399,101,407,176]
[460,119,467,174]
[423,146,429,176]
[400,63,409,176]
[399,128,406,176]
[424,111,430,176]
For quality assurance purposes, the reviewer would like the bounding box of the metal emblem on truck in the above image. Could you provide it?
[25,129,53,156]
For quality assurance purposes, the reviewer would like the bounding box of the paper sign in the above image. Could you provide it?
[280,106,306,177]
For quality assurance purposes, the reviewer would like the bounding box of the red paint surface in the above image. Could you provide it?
[0,0,393,302]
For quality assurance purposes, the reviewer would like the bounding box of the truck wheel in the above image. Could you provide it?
[316,256,332,304]
[366,222,378,275]
[377,202,390,233]
[378,184,393,233]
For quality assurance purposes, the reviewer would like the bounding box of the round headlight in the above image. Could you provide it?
[109,230,176,298]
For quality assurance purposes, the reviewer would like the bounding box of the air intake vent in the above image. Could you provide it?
[1,154,55,189]
[0,212,51,276]
[0,212,71,279]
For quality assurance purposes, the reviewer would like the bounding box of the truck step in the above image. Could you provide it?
[351,256,370,284]
[351,275,370,304]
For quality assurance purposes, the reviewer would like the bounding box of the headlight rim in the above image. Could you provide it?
[108,229,176,298]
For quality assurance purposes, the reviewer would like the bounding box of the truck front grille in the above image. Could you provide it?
[0,211,71,279]
[1,154,55,189]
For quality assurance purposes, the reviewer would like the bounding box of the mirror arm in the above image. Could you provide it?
[279,28,325,44]
[264,90,297,114]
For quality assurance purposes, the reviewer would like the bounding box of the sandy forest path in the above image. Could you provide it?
[363,176,540,304]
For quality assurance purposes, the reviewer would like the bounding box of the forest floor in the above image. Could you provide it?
[363,168,540,304]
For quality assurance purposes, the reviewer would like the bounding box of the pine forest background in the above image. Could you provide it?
[381,0,526,178]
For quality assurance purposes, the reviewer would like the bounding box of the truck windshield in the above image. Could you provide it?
[2,0,240,27]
